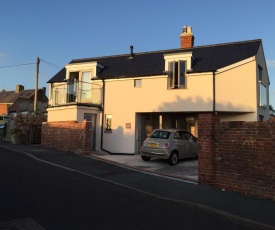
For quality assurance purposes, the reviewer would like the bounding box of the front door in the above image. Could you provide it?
[84,113,97,151]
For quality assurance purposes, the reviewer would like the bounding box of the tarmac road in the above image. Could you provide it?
[0,140,275,229]
[0,147,252,230]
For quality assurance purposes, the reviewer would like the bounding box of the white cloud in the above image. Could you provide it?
[267,59,275,68]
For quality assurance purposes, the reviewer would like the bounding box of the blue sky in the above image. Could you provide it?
[1,0,275,106]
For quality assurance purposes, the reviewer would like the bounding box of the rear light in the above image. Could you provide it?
[164,143,169,149]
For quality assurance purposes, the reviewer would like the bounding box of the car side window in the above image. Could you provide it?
[174,131,181,139]
[184,132,193,140]
[176,131,185,140]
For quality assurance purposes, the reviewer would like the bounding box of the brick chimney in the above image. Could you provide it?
[15,85,24,93]
[180,26,194,48]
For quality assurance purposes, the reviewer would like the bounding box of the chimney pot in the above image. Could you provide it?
[180,26,195,48]
[15,85,24,93]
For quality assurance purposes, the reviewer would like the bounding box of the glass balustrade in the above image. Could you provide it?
[49,81,102,106]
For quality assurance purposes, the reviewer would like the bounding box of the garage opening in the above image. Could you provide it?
[135,112,198,181]
[135,112,197,154]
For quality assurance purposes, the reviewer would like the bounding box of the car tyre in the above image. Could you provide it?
[141,155,151,161]
[168,152,178,166]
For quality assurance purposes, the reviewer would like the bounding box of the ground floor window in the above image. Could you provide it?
[105,114,112,132]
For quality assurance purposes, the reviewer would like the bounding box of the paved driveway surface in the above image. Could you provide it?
[91,152,198,182]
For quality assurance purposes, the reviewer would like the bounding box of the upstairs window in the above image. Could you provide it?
[81,71,92,101]
[258,65,263,82]
[134,79,142,87]
[168,61,186,88]
[259,83,267,108]
[68,72,79,103]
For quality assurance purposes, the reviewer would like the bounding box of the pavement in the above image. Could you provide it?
[0,140,275,230]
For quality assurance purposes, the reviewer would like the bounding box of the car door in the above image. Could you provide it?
[173,131,185,157]
[176,131,189,159]
[183,131,197,157]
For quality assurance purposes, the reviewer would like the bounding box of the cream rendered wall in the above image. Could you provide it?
[216,58,258,121]
[103,73,214,153]
[47,106,100,122]
[105,75,213,113]
[47,106,77,122]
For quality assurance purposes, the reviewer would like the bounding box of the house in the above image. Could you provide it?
[46,26,270,154]
[0,85,48,115]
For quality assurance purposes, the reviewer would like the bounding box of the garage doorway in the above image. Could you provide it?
[135,112,197,154]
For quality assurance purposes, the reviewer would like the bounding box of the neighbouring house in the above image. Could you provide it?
[46,26,270,154]
[0,85,48,115]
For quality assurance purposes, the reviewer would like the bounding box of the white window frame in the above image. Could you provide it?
[134,79,142,88]
[80,71,92,102]
[168,60,187,88]
[164,52,193,89]
[259,83,267,108]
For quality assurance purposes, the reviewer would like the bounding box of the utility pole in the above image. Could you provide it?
[34,57,40,113]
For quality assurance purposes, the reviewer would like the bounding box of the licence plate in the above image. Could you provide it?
[148,143,159,147]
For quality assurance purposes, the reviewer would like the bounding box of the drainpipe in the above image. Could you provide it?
[100,79,112,154]
[212,70,218,146]
[213,70,216,113]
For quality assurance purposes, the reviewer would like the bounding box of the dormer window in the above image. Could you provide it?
[164,52,192,90]
[81,71,92,100]
[168,61,186,88]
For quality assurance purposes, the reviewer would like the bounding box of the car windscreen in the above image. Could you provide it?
[150,131,171,139]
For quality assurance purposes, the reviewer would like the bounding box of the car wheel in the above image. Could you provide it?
[168,152,178,166]
[141,155,151,161]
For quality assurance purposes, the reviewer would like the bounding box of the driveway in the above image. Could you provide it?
[90,152,198,182]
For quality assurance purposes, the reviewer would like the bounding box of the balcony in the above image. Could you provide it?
[48,81,102,107]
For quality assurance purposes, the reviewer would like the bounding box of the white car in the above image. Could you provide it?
[140,129,198,166]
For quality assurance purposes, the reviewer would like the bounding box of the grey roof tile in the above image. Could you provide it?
[48,39,261,83]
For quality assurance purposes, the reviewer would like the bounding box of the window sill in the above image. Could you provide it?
[168,87,187,90]
[104,129,112,133]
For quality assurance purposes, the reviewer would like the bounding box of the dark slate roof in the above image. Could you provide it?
[47,39,261,83]
[0,90,17,104]
[0,89,35,104]
[0,89,48,104]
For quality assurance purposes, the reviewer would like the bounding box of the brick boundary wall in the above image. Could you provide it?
[41,120,92,155]
[198,113,275,200]
[6,114,47,144]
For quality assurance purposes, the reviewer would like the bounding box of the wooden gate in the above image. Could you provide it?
[30,124,42,144]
